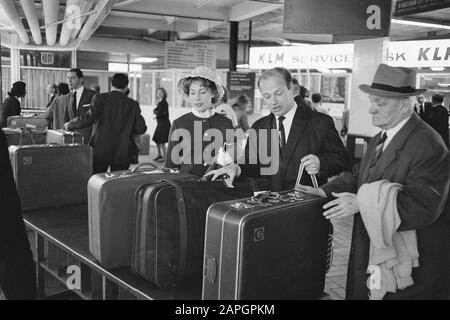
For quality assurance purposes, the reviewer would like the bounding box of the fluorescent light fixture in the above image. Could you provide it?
[392,19,450,30]
[331,69,347,74]
[236,64,249,69]
[318,68,331,73]
[438,83,450,87]
[430,67,445,72]
[134,57,157,63]
[108,63,142,73]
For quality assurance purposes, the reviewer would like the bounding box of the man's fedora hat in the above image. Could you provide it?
[359,64,426,97]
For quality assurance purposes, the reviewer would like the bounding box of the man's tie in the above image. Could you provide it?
[71,91,77,116]
[419,104,424,115]
[368,131,387,175]
[278,116,286,155]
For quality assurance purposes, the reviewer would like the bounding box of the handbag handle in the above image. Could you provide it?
[295,161,319,190]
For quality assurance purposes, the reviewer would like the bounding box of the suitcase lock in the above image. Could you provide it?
[205,257,217,284]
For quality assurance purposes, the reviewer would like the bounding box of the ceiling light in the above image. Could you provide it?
[331,69,347,74]
[318,68,331,73]
[237,64,249,69]
[391,19,450,30]
[134,57,157,63]
[430,67,445,72]
[438,83,450,87]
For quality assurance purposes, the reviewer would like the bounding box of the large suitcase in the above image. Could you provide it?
[9,144,92,211]
[202,190,330,300]
[131,178,264,289]
[88,164,195,268]
[2,127,47,146]
[46,129,85,145]
[7,115,48,129]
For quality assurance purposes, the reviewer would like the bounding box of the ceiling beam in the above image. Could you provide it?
[0,0,30,44]
[229,1,283,22]
[78,0,119,41]
[103,15,198,33]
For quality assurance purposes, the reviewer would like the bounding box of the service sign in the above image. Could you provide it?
[283,0,392,37]
[249,44,354,70]
[387,39,450,68]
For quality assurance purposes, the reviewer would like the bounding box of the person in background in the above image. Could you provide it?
[0,130,36,299]
[215,86,238,127]
[414,94,430,119]
[165,66,233,177]
[292,78,312,111]
[421,93,449,148]
[232,94,250,131]
[152,88,171,162]
[46,83,57,109]
[299,64,450,300]
[64,68,97,144]
[1,81,26,128]
[93,85,101,94]
[311,93,330,115]
[44,82,70,129]
[65,73,147,174]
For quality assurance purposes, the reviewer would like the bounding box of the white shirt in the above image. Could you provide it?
[73,86,84,109]
[382,116,411,151]
[276,104,297,143]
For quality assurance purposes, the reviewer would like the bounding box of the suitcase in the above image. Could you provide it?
[9,144,92,211]
[202,164,331,300]
[7,115,48,129]
[88,164,195,268]
[2,127,47,146]
[131,178,262,289]
[202,190,330,300]
[46,129,85,145]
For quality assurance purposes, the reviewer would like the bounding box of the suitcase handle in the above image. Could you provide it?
[130,163,159,173]
[294,161,319,190]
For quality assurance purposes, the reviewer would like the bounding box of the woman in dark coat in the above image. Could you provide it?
[152,88,171,162]
[165,66,233,177]
[1,81,26,128]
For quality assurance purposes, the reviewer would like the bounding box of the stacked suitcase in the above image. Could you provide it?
[7,115,48,129]
[9,144,92,210]
[2,127,47,146]
[46,129,85,145]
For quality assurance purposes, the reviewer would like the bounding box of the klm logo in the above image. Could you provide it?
[258,53,285,65]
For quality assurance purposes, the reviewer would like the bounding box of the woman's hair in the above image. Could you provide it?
[57,83,70,95]
[182,77,219,104]
[157,87,168,100]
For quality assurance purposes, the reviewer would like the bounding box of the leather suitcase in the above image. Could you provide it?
[46,129,85,145]
[88,164,195,268]
[2,127,47,146]
[202,190,330,300]
[7,115,48,129]
[131,178,260,289]
[9,144,92,211]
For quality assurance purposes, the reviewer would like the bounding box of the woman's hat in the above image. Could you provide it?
[11,81,26,96]
[180,66,224,100]
[359,64,426,97]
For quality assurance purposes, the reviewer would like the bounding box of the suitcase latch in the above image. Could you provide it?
[205,257,217,284]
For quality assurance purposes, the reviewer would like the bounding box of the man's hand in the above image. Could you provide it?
[63,122,70,131]
[297,185,327,198]
[323,192,359,220]
[203,163,240,183]
[301,154,321,175]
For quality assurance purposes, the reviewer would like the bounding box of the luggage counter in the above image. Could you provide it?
[23,205,202,300]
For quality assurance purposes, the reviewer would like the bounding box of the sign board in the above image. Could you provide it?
[395,0,450,16]
[283,0,392,37]
[388,39,450,68]
[249,39,450,70]
[165,42,216,69]
[249,44,354,70]
[227,72,256,109]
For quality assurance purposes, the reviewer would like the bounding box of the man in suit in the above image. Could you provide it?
[45,83,71,130]
[205,67,349,191]
[422,93,449,148]
[414,94,431,120]
[64,68,97,143]
[299,64,450,299]
[0,130,36,299]
[65,73,147,174]
[292,78,312,111]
